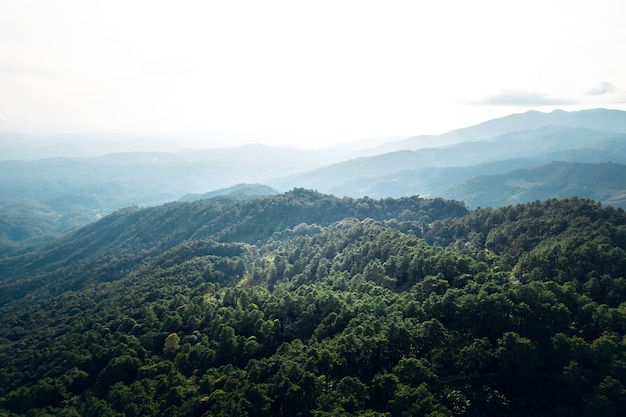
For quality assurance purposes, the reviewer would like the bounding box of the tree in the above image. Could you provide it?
[163,333,181,356]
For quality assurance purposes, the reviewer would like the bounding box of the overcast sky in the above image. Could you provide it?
[1,0,625,149]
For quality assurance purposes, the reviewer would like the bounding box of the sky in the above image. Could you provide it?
[1,0,625,149]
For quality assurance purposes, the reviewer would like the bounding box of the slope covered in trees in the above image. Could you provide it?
[1,192,626,416]
[440,161,626,209]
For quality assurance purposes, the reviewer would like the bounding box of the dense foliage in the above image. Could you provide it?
[1,192,626,416]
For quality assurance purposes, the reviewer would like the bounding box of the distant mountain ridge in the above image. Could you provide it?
[365,108,626,155]
[2,108,626,245]
[268,124,626,201]
[179,183,280,202]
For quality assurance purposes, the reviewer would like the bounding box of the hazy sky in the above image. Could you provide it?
[1,0,625,149]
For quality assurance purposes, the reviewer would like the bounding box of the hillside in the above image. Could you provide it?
[440,161,626,208]
[0,190,467,305]
[1,192,626,416]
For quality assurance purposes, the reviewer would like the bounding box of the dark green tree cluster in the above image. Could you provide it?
[1,194,625,416]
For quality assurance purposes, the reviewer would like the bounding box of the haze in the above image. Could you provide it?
[1,0,626,151]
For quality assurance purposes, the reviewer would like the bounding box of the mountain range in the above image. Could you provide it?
[366,107,626,155]
[2,109,626,415]
[1,108,626,245]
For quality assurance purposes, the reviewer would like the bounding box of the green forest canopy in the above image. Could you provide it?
[1,190,626,416]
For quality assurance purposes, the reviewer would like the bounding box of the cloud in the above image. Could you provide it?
[587,81,617,95]
[473,90,575,106]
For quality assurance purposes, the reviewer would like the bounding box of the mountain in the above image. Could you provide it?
[0,132,190,160]
[366,108,626,155]
[276,158,544,199]
[268,125,626,201]
[179,183,280,202]
[2,108,626,246]
[0,145,337,245]
[1,192,625,416]
[440,161,626,208]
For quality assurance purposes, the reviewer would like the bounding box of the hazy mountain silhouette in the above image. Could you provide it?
[2,108,626,245]
[268,124,626,197]
[362,108,626,156]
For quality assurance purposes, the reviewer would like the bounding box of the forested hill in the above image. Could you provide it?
[0,189,467,305]
[1,193,626,416]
